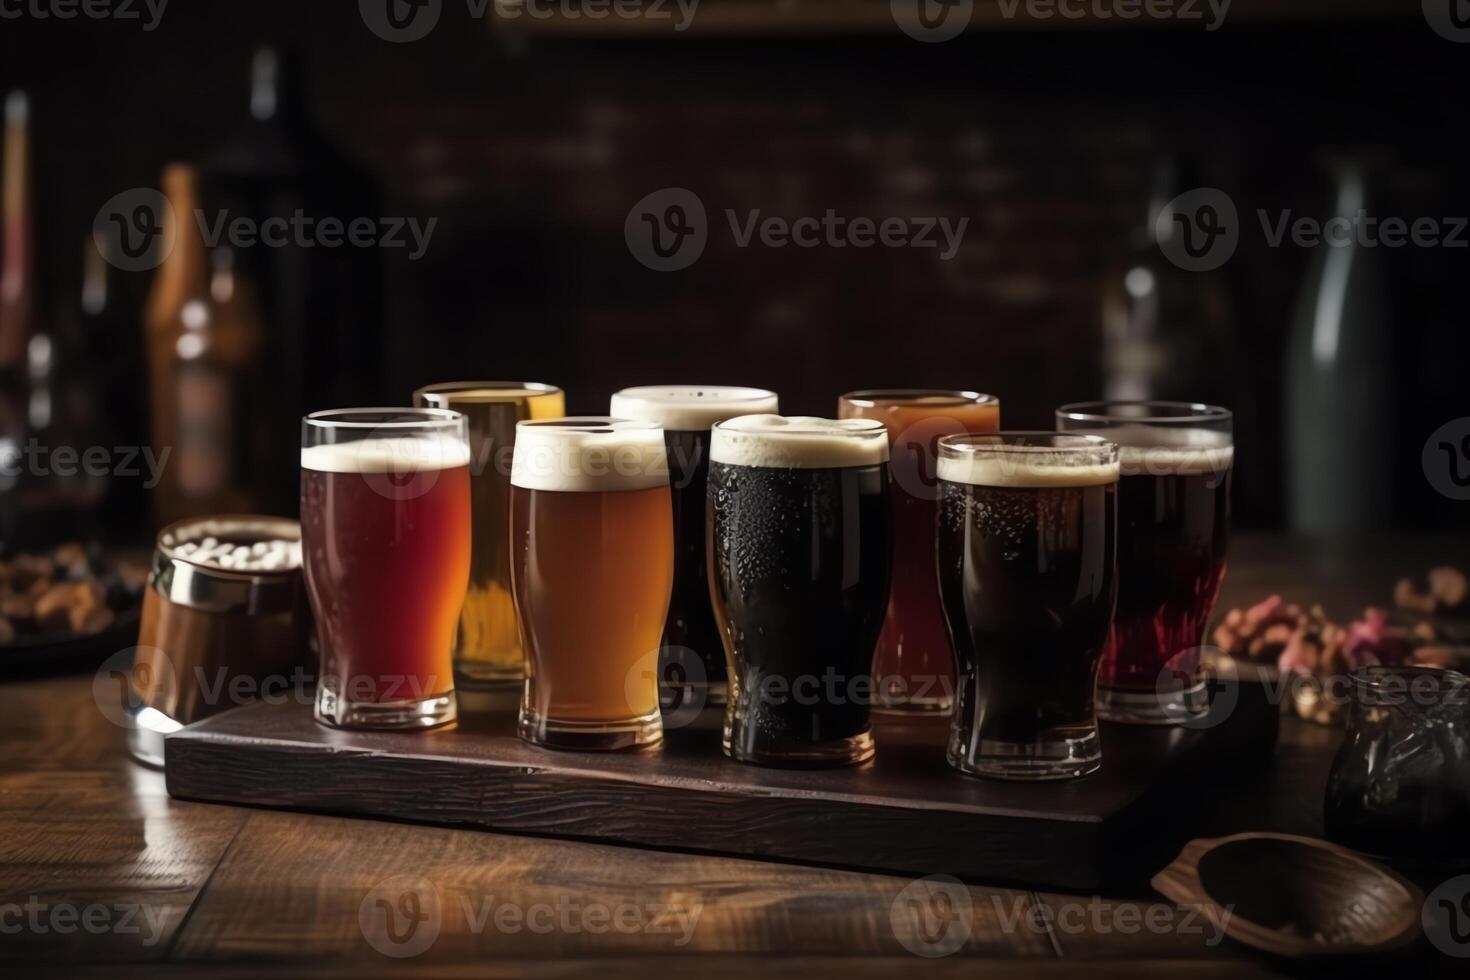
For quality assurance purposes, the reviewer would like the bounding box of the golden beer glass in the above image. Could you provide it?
[414,382,565,690]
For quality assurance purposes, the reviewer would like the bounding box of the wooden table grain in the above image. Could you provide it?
[1,533,1465,976]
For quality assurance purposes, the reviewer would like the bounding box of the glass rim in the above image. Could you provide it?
[303,407,466,431]
[711,416,888,439]
[840,388,997,408]
[1056,400,1232,425]
[414,380,563,402]
[610,384,778,400]
[939,431,1119,460]
[518,416,662,434]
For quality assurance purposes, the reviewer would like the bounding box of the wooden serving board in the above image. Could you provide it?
[164,687,1278,892]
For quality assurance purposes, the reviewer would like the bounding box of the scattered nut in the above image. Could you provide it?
[1395,578,1437,614]
[32,584,78,633]
[1429,566,1468,611]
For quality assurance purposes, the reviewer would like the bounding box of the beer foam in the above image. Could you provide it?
[419,384,559,404]
[610,386,780,431]
[938,455,1120,488]
[1082,424,1234,476]
[301,435,471,474]
[709,415,890,469]
[511,418,669,492]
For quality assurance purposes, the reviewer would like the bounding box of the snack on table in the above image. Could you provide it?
[0,542,144,644]
[1213,568,1470,725]
[1395,565,1468,616]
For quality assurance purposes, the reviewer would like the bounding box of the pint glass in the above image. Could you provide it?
[1056,401,1232,725]
[936,433,1118,780]
[609,385,779,708]
[708,415,891,767]
[415,382,565,690]
[301,408,472,730]
[511,418,673,750]
[838,389,999,714]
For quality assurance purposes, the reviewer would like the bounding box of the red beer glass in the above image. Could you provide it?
[301,408,472,730]
[1056,401,1232,725]
[838,390,1000,714]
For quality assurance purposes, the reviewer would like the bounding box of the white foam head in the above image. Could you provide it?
[609,386,779,431]
[301,434,471,474]
[938,437,1119,488]
[1096,424,1235,476]
[709,415,889,469]
[511,418,669,492]
[1057,404,1233,476]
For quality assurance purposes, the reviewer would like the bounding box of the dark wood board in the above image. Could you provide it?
[164,689,1277,893]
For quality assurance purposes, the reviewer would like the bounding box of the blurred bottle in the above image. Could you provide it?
[1102,156,1235,405]
[1285,159,1395,532]
[0,91,34,535]
[202,46,385,515]
[146,164,267,525]
[25,239,112,529]
[77,234,148,534]
[173,245,265,512]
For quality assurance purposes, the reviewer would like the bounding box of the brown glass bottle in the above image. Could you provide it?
[0,92,35,540]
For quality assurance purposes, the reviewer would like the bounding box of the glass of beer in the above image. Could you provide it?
[608,386,779,709]
[301,408,472,730]
[936,433,1118,780]
[1057,401,1232,725]
[414,382,565,691]
[510,418,673,750]
[838,389,1000,714]
[708,415,891,767]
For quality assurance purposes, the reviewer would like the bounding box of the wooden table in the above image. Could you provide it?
[0,534,1463,977]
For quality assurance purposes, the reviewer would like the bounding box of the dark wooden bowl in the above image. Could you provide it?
[1152,832,1424,958]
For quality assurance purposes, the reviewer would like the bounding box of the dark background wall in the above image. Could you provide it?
[2,2,1466,533]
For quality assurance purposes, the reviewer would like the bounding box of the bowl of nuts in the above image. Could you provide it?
[0,541,148,669]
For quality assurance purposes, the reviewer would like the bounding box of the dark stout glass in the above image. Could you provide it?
[609,386,779,709]
[1057,402,1232,725]
[707,415,891,767]
[838,389,1000,715]
[937,434,1118,780]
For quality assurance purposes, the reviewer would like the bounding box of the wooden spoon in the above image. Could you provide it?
[1152,832,1424,958]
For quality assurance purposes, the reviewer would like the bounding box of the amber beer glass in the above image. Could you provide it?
[415,382,565,691]
[838,390,999,713]
[936,434,1119,780]
[608,386,779,707]
[301,409,471,729]
[1056,402,1232,725]
[708,415,891,767]
[511,418,673,750]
